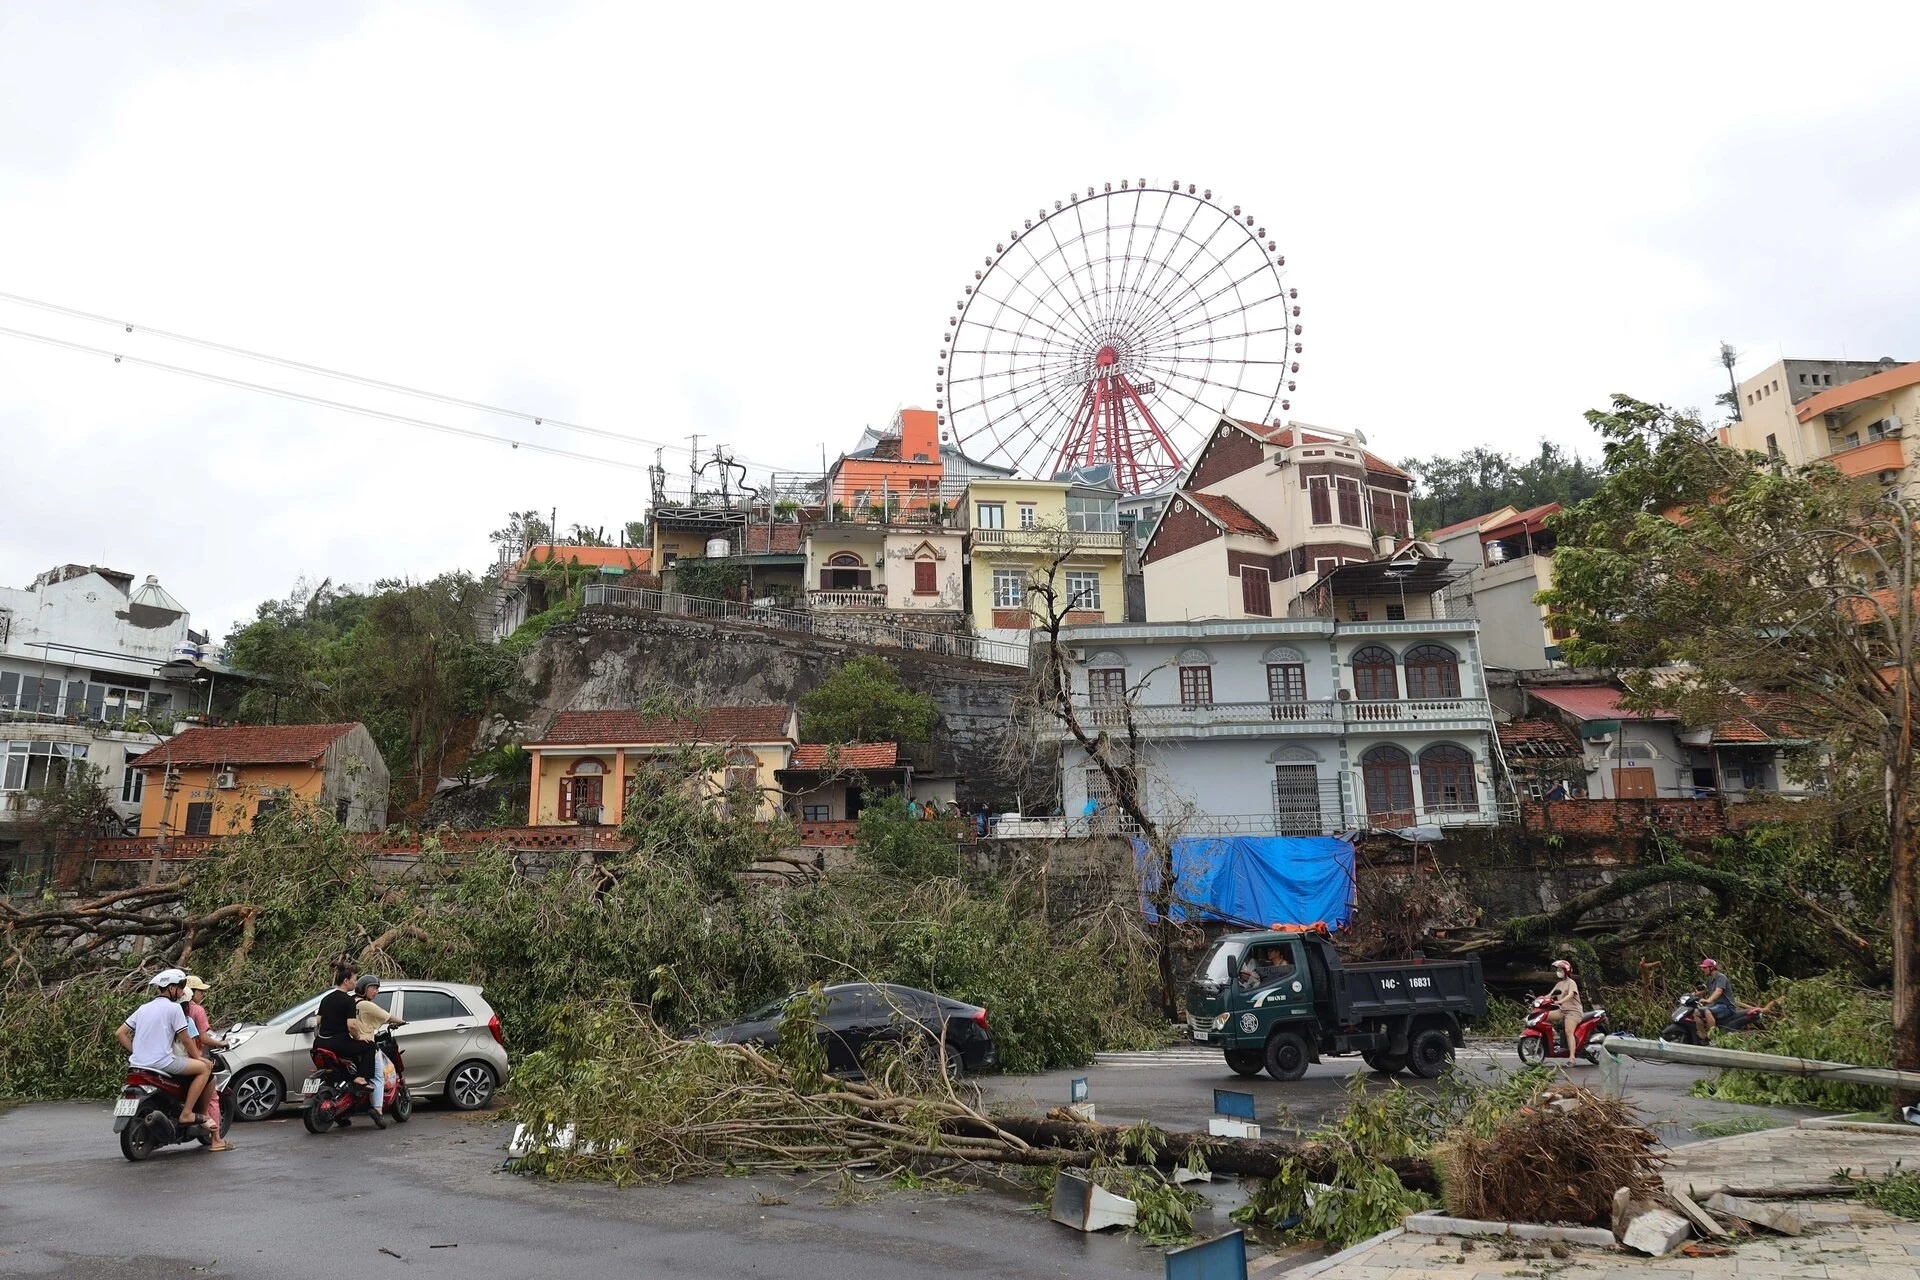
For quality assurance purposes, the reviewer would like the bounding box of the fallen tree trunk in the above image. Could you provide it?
[950,1114,1438,1191]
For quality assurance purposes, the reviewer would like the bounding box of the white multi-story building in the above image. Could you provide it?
[0,564,208,840]
[1049,577,1504,835]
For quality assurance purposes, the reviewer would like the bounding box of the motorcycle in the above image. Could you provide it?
[302,1026,410,1133]
[113,1049,235,1161]
[1515,994,1613,1065]
[1659,992,1768,1045]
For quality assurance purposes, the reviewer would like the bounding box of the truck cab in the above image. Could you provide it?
[1186,927,1485,1082]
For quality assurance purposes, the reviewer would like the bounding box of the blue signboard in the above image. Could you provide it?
[1212,1089,1257,1121]
[1070,1077,1089,1104]
[1165,1229,1247,1280]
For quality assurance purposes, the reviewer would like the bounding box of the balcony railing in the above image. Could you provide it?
[1062,697,1489,734]
[806,588,890,610]
[1343,697,1491,726]
[970,528,1125,551]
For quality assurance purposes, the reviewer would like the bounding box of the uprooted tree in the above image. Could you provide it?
[1541,394,1914,1072]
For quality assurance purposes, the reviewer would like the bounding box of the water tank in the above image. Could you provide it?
[170,641,204,662]
[704,537,731,559]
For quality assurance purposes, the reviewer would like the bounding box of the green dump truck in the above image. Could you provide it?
[1185,928,1487,1081]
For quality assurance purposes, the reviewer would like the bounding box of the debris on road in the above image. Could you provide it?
[1438,1083,1662,1226]
[1706,1191,1807,1235]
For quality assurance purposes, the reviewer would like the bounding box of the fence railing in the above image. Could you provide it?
[1062,697,1491,735]
[970,528,1125,551]
[580,583,1028,667]
[807,588,890,610]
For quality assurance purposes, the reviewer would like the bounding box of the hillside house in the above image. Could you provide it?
[523,704,798,825]
[130,722,390,836]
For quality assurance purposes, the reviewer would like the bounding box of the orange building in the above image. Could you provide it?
[826,409,947,519]
[130,723,391,836]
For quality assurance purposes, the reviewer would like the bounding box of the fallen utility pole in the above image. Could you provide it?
[1600,1034,1920,1093]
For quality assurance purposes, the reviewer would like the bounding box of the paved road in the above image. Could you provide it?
[980,1040,1825,1145]
[0,1043,1816,1279]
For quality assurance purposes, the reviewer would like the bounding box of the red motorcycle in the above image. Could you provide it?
[302,1027,410,1133]
[1516,994,1612,1065]
[113,1050,235,1161]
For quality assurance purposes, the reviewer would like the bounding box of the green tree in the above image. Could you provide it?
[1401,442,1606,533]
[799,656,938,744]
[1541,394,1917,1076]
[227,574,522,808]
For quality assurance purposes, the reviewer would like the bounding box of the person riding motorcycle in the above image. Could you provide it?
[350,975,407,1123]
[179,975,232,1151]
[1694,958,1735,1036]
[1545,959,1583,1059]
[313,963,383,1129]
[115,969,212,1128]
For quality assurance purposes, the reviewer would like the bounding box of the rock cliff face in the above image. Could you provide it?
[521,611,1040,813]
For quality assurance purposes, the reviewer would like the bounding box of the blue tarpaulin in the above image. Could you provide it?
[1133,836,1355,931]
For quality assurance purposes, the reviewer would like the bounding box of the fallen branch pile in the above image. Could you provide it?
[1438,1083,1662,1224]
[507,999,1437,1191]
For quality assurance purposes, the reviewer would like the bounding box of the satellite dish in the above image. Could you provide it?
[1351,430,1367,445]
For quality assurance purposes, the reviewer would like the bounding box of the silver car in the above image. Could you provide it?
[220,980,510,1122]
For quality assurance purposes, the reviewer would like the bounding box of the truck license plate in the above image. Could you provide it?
[113,1098,139,1117]
[302,1077,321,1096]
[1190,1029,1208,1041]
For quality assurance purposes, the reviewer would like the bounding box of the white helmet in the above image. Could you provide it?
[149,968,188,989]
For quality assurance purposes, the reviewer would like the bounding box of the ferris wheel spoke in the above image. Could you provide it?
[940,184,1290,489]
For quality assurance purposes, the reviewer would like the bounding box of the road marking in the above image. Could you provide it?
[1091,1046,1225,1068]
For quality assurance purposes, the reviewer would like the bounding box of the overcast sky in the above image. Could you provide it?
[6,2,1920,643]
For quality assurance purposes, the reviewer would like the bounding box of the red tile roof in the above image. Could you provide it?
[1428,511,1501,541]
[1714,693,1812,745]
[788,742,900,770]
[529,704,794,747]
[1480,502,1563,541]
[517,544,652,573]
[1223,417,1410,479]
[1527,685,1678,722]
[1711,716,1772,744]
[130,723,361,769]
[1497,719,1583,757]
[1185,491,1276,538]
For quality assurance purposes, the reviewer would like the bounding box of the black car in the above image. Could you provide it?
[703,983,997,1078]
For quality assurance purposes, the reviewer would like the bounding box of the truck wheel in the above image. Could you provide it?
[1407,1028,1454,1079]
[1225,1050,1264,1078]
[1362,1051,1408,1075]
[1263,1031,1310,1082]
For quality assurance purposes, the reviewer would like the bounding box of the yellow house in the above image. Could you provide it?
[962,478,1126,642]
[130,722,391,836]
[523,705,797,826]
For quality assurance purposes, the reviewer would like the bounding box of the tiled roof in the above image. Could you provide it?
[1527,685,1678,722]
[130,723,360,769]
[517,544,652,573]
[1714,693,1812,745]
[1222,417,1410,479]
[1481,503,1562,540]
[1185,491,1276,538]
[1497,719,1583,758]
[1711,716,1772,744]
[788,742,900,770]
[529,704,794,747]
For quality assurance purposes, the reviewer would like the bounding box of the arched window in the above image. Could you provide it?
[1361,745,1414,824]
[821,552,872,591]
[559,757,605,823]
[1419,744,1478,812]
[1404,644,1461,699]
[1350,646,1398,701]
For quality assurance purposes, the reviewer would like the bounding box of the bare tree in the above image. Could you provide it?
[1010,534,1189,1018]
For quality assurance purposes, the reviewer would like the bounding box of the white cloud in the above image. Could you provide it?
[4,1,1920,638]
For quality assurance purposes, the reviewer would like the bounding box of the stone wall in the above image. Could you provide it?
[521,611,1036,812]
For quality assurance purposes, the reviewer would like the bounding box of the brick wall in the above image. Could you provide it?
[1520,798,1727,839]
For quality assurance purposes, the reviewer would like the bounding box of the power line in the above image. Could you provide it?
[0,323,658,474]
[0,287,804,473]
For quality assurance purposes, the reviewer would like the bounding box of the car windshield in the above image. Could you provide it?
[262,994,324,1026]
[1197,940,1243,984]
[744,993,795,1021]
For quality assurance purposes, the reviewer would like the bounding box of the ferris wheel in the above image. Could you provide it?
[936,179,1298,494]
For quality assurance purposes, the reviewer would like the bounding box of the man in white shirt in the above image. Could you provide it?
[116,969,212,1127]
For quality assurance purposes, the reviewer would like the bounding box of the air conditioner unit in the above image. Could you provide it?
[1587,733,1615,746]
[213,771,239,790]
[258,786,290,799]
